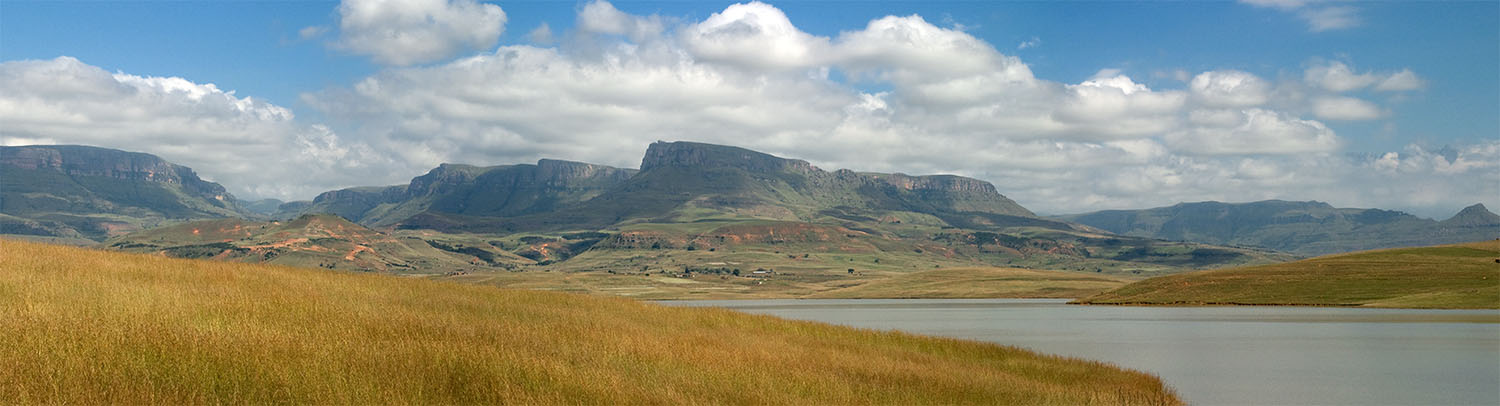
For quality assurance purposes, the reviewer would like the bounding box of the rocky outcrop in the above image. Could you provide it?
[640,141,814,173]
[866,173,998,194]
[2,145,236,206]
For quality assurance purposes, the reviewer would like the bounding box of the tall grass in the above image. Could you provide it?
[1077,240,1500,308]
[1,239,1179,404]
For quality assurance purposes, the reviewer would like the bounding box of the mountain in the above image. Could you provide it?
[284,159,638,227]
[1440,203,1500,228]
[388,141,1047,233]
[240,198,285,215]
[1,145,247,241]
[1057,200,1500,255]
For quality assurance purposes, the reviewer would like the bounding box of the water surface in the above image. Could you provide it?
[661,299,1500,406]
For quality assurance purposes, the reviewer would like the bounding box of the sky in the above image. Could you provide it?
[1,0,1496,219]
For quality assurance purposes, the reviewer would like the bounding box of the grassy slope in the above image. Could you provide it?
[1076,240,1500,309]
[812,267,1135,299]
[0,239,1179,405]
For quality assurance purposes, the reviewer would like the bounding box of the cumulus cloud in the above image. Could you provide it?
[0,57,385,200]
[1305,60,1425,92]
[1190,70,1270,107]
[1311,96,1382,120]
[335,0,507,66]
[578,0,663,42]
[681,1,829,70]
[1166,108,1340,155]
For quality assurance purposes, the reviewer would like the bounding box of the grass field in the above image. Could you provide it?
[1075,240,1500,309]
[811,267,1134,299]
[0,239,1180,404]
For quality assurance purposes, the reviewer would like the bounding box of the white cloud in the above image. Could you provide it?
[1190,70,1270,107]
[1241,0,1361,32]
[1017,36,1040,50]
[335,0,507,66]
[1311,96,1382,120]
[578,0,663,42]
[1165,108,1340,155]
[681,1,829,70]
[0,57,385,200]
[527,23,554,45]
[1299,6,1360,32]
[299,25,329,40]
[1304,60,1425,92]
[1375,69,1425,91]
[1304,61,1377,92]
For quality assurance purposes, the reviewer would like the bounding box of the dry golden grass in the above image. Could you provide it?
[811,267,1134,299]
[1077,240,1500,309]
[0,239,1180,405]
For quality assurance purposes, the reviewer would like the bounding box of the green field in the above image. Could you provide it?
[0,239,1180,404]
[1075,240,1500,308]
[811,267,1135,299]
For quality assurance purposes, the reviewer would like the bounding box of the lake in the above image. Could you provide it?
[660,299,1500,406]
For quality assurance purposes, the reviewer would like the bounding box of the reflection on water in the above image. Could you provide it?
[661,299,1500,406]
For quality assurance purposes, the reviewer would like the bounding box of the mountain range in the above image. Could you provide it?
[1057,200,1500,255]
[4,141,1491,297]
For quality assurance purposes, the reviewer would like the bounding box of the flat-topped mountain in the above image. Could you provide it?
[292,158,638,226]
[1,145,246,241]
[1058,200,1500,255]
[324,141,1041,233]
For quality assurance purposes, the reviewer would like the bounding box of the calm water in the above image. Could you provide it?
[660,299,1500,406]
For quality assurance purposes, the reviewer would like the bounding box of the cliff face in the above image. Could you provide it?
[2,145,234,205]
[536,159,638,185]
[631,141,1033,218]
[641,141,814,173]
[1,145,245,241]
[866,173,998,194]
[296,159,639,225]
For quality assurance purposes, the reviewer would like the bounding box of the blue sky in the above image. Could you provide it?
[2,0,1496,217]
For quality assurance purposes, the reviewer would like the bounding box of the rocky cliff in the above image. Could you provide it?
[1,145,245,240]
[2,145,234,204]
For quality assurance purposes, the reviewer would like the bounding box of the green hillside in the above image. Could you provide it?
[105,214,528,273]
[1075,240,1500,309]
[1059,200,1500,255]
[0,239,1180,405]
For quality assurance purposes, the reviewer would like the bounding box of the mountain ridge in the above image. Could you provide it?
[1,145,248,241]
[1058,200,1499,255]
